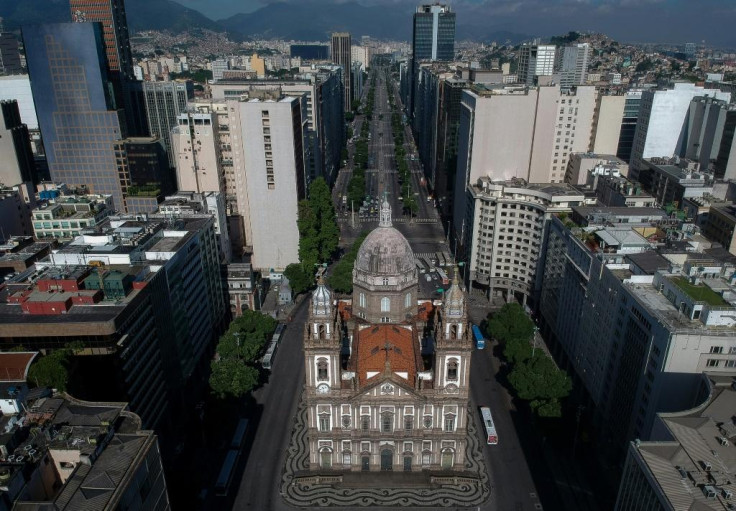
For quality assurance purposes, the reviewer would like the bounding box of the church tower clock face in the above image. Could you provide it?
[317,383,330,394]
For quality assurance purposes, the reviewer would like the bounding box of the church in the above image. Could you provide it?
[303,197,473,472]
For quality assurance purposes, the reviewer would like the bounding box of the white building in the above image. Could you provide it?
[351,45,371,69]
[558,43,590,90]
[0,75,38,130]
[171,112,224,195]
[518,43,556,85]
[239,97,306,271]
[631,83,731,172]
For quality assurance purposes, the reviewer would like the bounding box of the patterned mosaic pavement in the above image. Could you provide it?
[280,392,491,507]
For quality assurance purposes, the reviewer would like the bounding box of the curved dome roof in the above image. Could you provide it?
[355,226,415,276]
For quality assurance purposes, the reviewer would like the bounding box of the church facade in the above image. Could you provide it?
[303,199,473,472]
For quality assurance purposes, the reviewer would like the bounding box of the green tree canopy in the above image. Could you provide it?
[508,355,572,417]
[209,358,259,399]
[328,232,368,294]
[284,263,315,295]
[27,343,82,391]
[486,303,535,344]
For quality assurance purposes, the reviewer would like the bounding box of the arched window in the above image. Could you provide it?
[317,358,328,381]
[381,297,390,312]
[447,359,458,381]
[404,292,411,308]
[359,292,366,308]
[317,323,325,339]
[320,448,332,468]
[450,324,458,340]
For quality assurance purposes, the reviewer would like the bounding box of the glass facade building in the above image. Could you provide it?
[24,22,127,210]
[616,91,643,163]
[412,4,456,61]
[142,80,193,166]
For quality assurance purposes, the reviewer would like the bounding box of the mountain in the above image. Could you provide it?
[217,1,531,44]
[0,0,222,33]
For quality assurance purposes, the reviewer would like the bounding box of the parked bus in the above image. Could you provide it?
[230,418,249,450]
[262,323,286,370]
[215,449,240,496]
[471,324,485,350]
[480,407,498,445]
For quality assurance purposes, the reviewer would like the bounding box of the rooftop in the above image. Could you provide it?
[670,276,730,306]
[351,324,423,388]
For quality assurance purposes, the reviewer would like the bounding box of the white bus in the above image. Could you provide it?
[480,406,498,445]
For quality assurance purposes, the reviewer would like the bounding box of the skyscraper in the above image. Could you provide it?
[24,22,127,210]
[0,32,22,74]
[0,100,36,186]
[412,4,456,62]
[331,32,352,111]
[142,80,194,166]
[409,4,455,118]
[558,43,590,90]
[69,0,134,79]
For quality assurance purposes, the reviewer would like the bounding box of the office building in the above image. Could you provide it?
[31,193,113,240]
[142,80,194,166]
[24,23,127,210]
[558,43,590,90]
[70,0,134,79]
[435,77,469,218]
[352,61,364,103]
[518,43,556,86]
[290,44,329,60]
[452,84,598,237]
[172,111,224,195]
[463,178,584,304]
[703,203,736,256]
[0,185,34,241]
[592,94,627,155]
[351,45,371,69]
[0,32,21,74]
[211,59,229,81]
[617,91,644,163]
[539,215,736,463]
[412,4,455,61]
[630,83,730,173]
[0,100,36,186]
[615,376,735,511]
[0,215,225,428]
[682,96,730,170]
[0,385,170,510]
[0,75,38,130]
[114,137,172,213]
[239,97,306,271]
[565,153,629,186]
[0,237,52,278]
[331,32,352,111]
[637,157,714,207]
[714,109,736,180]
[304,199,473,472]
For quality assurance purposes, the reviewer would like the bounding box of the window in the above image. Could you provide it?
[382,277,389,285]
[710,346,723,354]
[444,415,455,432]
[404,293,411,308]
[317,358,328,381]
[725,360,736,368]
[359,292,366,308]
[404,416,413,430]
[361,416,370,431]
[343,451,351,465]
[381,414,393,433]
[706,359,721,368]
[319,414,330,431]
[381,297,390,312]
[447,359,458,381]
[423,416,432,429]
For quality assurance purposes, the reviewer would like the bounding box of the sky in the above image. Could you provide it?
[172,0,736,47]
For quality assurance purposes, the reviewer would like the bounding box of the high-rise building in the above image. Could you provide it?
[0,32,22,75]
[518,43,556,86]
[172,111,224,195]
[591,94,627,155]
[0,75,38,130]
[290,44,329,60]
[452,84,598,235]
[630,83,730,174]
[0,100,36,186]
[69,0,134,79]
[412,4,456,62]
[409,4,455,117]
[142,80,193,166]
[616,90,643,163]
[331,32,352,111]
[714,109,736,180]
[23,23,127,210]
[558,43,590,90]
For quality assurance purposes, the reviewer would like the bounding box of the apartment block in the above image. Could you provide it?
[172,111,224,195]
[463,177,584,304]
[31,194,113,240]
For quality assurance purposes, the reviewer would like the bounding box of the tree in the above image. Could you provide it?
[297,200,319,267]
[486,303,535,344]
[284,263,314,295]
[508,355,572,417]
[503,337,533,365]
[328,233,368,294]
[28,347,76,391]
[209,358,259,399]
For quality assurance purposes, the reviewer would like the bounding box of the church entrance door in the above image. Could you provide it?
[380,449,393,471]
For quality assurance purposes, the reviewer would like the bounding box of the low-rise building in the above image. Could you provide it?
[226,263,260,317]
[703,203,736,256]
[638,157,715,208]
[31,195,113,240]
[565,153,629,186]
[0,237,52,279]
[0,185,34,241]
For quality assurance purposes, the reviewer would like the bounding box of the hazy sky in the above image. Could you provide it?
[173,0,736,47]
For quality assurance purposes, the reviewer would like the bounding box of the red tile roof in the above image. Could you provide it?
[0,352,38,382]
[353,325,422,387]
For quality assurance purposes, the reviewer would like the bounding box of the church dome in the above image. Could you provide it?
[354,197,415,276]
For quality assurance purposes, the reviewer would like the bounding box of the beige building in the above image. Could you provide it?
[304,199,472,472]
[250,53,266,77]
[565,152,629,186]
[171,111,224,195]
[703,203,736,255]
[592,94,626,154]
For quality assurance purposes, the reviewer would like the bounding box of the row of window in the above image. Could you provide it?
[318,413,456,432]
